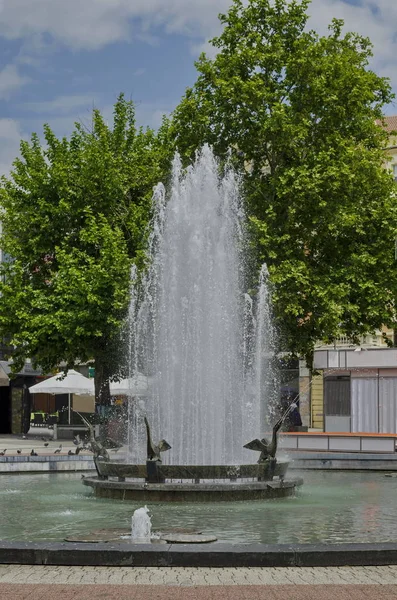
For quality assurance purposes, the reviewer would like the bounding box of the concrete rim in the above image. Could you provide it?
[2,541,397,567]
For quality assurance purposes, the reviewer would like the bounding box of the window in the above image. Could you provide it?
[324,376,351,416]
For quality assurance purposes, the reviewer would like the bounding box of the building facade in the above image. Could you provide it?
[305,116,397,433]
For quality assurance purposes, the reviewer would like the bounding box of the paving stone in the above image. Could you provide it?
[2,584,397,600]
[2,565,397,587]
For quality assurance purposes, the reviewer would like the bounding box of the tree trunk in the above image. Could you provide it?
[94,360,111,407]
[21,384,31,435]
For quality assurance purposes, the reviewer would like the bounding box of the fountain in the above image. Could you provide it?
[131,506,151,543]
[83,146,303,501]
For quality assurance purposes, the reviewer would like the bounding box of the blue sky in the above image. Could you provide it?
[0,0,395,175]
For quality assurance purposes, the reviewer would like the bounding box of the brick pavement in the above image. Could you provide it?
[2,583,397,599]
[2,566,397,599]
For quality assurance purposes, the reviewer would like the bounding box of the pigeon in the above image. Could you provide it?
[16,449,21,454]
[0,449,6,456]
[54,444,62,454]
[30,449,38,456]
[73,435,81,446]
[67,450,75,456]
[43,442,49,447]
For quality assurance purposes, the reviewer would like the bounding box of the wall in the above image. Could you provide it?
[73,394,95,413]
[299,360,310,427]
[311,373,324,429]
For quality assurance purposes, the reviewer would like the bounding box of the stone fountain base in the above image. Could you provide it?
[83,458,303,502]
[83,475,303,502]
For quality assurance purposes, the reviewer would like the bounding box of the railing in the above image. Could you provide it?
[315,331,393,349]
[280,432,397,453]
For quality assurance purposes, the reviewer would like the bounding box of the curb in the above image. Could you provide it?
[1,541,397,567]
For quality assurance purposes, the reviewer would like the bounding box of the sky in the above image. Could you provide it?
[0,0,396,176]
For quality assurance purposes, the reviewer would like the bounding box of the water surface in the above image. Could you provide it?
[0,470,395,544]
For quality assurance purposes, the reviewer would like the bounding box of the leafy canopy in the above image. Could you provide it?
[0,94,173,400]
[172,0,397,363]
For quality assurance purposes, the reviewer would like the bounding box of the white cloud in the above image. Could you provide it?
[0,64,29,99]
[0,119,24,176]
[0,0,391,59]
[0,2,396,172]
[0,0,230,50]
[0,1,394,91]
[0,1,396,112]
[0,0,393,71]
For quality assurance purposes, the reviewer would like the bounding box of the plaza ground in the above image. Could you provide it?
[0,431,80,454]
[1,565,397,599]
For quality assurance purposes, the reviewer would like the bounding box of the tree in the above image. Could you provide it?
[172,0,397,364]
[0,94,173,403]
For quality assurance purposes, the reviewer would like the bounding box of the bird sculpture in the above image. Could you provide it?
[54,444,62,454]
[144,416,171,462]
[0,449,6,456]
[74,411,110,461]
[244,403,298,463]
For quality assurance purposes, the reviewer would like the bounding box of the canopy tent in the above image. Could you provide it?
[110,373,152,397]
[29,369,94,424]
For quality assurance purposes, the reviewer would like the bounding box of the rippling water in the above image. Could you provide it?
[0,471,395,544]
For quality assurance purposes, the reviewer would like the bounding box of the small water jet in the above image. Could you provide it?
[131,506,151,543]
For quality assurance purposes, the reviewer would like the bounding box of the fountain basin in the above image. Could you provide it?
[94,460,290,481]
[86,459,302,501]
[83,475,303,502]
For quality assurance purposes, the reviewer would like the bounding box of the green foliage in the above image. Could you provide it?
[172,0,397,364]
[0,94,173,401]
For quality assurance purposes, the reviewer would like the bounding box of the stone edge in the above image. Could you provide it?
[1,542,397,567]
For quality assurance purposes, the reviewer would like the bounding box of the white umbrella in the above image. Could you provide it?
[110,373,152,397]
[29,369,94,424]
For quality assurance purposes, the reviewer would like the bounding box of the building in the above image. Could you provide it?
[312,342,397,433]
[381,115,397,180]
[307,116,397,433]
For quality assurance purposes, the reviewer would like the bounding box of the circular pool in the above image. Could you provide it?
[0,470,396,545]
